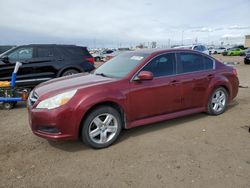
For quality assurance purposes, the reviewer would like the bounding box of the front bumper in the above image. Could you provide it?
[27,104,79,140]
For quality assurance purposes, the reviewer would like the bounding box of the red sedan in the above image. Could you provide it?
[27,49,239,148]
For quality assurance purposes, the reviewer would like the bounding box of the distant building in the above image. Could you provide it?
[245,35,250,48]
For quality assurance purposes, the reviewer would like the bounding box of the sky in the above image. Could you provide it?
[0,0,250,48]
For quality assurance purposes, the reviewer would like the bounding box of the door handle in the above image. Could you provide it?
[207,74,214,79]
[170,80,180,85]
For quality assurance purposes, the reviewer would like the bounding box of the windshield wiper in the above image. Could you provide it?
[95,73,108,77]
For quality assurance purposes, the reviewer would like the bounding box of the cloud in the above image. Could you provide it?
[0,0,250,46]
[222,34,243,38]
[228,25,250,30]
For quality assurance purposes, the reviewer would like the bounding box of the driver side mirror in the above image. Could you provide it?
[0,56,9,63]
[134,71,153,81]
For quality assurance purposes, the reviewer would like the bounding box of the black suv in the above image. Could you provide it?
[0,44,95,87]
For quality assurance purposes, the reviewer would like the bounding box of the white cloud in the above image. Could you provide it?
[0,0,250,46]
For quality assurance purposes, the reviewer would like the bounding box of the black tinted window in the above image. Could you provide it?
[65,47,89,56]
[178,53,204,73]
[204,56,214,70]
[142,53,176,77]
[37,47,54,57]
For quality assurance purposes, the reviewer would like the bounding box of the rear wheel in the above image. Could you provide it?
[81,106,122,149]
[207,87,228,115]
[61,69,80,76]
[2,102,14,110]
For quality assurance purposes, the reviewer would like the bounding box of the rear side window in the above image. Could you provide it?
[178,53,204,73]
[37,47,54,58]
[65,47,90,56]
[204,56,214,70]
[142,53,176,77]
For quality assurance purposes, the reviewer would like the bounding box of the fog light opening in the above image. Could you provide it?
[38,126,60,134]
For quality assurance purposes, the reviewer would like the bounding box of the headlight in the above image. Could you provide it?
[36,90,77,110]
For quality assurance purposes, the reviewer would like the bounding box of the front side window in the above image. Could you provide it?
[178,53,204,73]
[8,47,33,61]
[142,53,176,77]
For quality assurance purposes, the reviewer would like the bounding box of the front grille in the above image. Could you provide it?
[29,91,39,106]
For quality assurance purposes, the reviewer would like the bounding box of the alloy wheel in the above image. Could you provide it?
[88,113,118,144]
[211,90,226,112]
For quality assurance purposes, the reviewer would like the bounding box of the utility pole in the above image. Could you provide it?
[181,30,184,45]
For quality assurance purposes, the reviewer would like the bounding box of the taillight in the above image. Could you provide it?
[86,57,94,65]
[232,68,237,76]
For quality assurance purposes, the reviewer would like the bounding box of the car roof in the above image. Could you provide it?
[124,48,206,56]
[15,44,87,48]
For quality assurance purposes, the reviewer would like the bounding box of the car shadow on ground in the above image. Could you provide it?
[16,100,240,152]
[47,140,90,152]
[117,100,239,144]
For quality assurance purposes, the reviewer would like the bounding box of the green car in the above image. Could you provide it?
[225,48,244,56]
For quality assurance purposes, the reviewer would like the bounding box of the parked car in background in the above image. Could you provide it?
[210,47,226,54]
[174,45,209,55]
[92,49,114,62]
[0,45,16,55]
[223,48,244,56]
[244,53,250,64]
[0,44,95,87]
[28,49,239,148]
[243,48,250,56]
[104,49,132,62]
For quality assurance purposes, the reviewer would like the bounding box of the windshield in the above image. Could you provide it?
[0,47,16,57]
[94,52,148,78]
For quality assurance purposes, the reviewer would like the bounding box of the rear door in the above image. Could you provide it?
[31,46,58,80]
[176,52,215,109]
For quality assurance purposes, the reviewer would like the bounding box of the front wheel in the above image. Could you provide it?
[81,106,122,149]
[207,87,228,115]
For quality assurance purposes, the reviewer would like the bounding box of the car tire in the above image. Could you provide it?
[61,69,80,76]
[2,102,14,110]
[207,87,228,115]
[81,106,122,149]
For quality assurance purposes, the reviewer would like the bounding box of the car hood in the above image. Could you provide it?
[34,73,115,98]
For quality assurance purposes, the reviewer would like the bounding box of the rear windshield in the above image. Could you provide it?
[94,52,149,78]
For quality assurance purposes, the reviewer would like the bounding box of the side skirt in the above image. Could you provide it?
[127,107,205,129]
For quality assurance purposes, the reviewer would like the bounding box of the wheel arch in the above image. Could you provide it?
[78,101,126,139]
[206,80,232,107]
[57,65,84,77]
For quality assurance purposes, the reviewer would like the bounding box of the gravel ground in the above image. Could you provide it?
[0,55,249,188]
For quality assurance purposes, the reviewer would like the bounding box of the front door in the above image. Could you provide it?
[128,53,182,122]
[0,46,35,82]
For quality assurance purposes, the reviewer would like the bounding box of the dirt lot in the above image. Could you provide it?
[0,55,250,188]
